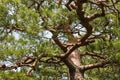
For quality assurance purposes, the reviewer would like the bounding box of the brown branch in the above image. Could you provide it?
[79,51,110,71]
[6,24,25,32]
[87,1,105,21]
[111,0,120,22]
[0,53,47,75]
[26,57,38,76]
[26,68,33,76]
[63,39,95,59]
[88,0,120,20]
[75,1,93,43]
[0,64,18,70]
[40,57,62,65]
[80,23,93,43]
[62,24,95,58]
[52,35,67,52]
[28,0,44,12]
[44,26,66,52]
[81,51,108,59]
[102,3,117,13]
[49,1,95,59]
[0,52,64,70]
[46,59,61,64]
[80,59,110,71]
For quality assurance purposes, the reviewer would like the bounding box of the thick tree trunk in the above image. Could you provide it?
[63,49,85,80]
[69,68,85,80]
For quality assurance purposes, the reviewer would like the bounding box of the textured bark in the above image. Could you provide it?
[63,49,85,80]
[69,68,85,80]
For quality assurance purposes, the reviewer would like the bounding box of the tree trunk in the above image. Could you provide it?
[63,49,85,80]
[69,68,85,80]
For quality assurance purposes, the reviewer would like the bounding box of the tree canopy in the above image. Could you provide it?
[0,0,120,80]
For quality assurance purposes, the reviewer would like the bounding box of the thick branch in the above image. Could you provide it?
[79,51,110,71]
[63,39,95,59]
[44,25,67,53]
[52,35,67,52]
[60,1,93,59]
[80,23,93,43]
[80,59,110,71]
[75,0,93,43]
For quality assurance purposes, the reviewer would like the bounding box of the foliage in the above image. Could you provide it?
[0,0,120,80]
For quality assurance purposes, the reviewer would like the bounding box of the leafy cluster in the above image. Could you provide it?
[0,0,120,80]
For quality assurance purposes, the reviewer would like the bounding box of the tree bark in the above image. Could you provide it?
[69,68,85,80]
[63,49,85,80]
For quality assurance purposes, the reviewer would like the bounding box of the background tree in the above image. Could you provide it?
[0,0,120,80]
